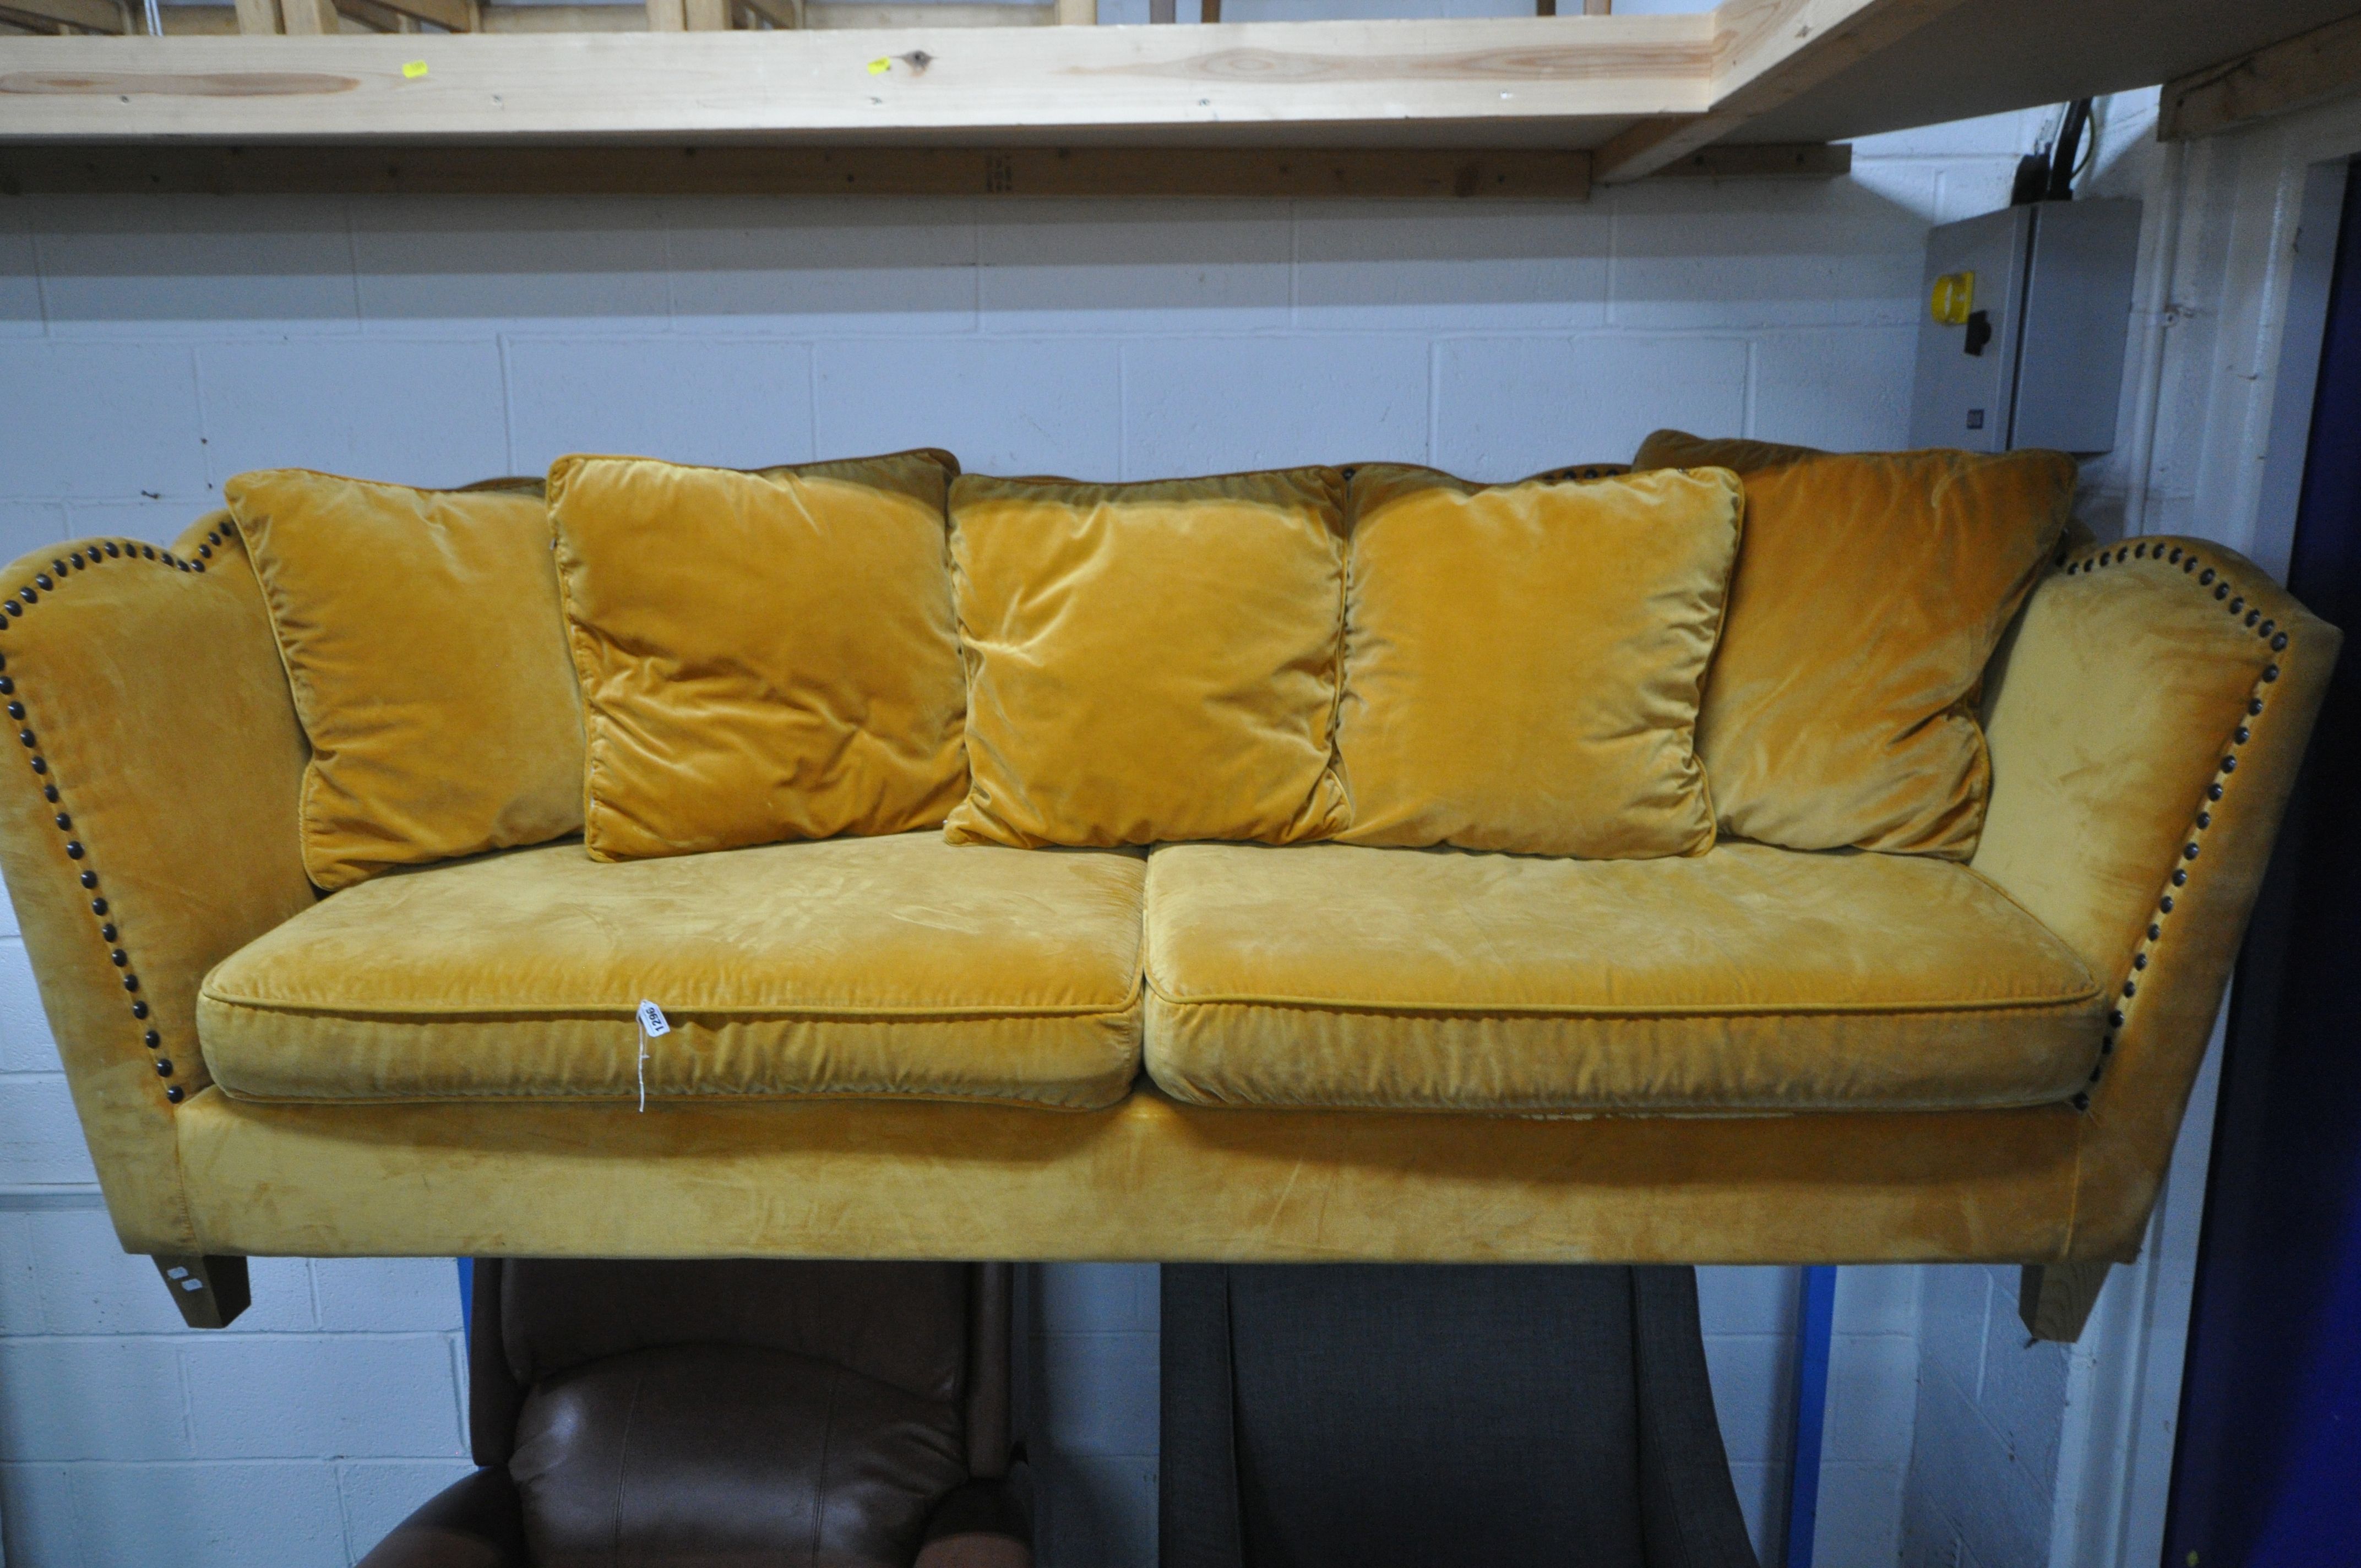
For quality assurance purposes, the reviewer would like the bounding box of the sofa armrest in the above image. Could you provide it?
[352,1468,529,1568]
[916,1473,1033,1568]
[0,518,312,1253]
[1973,536,2340,1258]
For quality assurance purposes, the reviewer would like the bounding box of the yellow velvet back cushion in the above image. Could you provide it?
[1338,463,1742,857]
[223,470,585,891]
[547,451,969,862]
[945,470,1352,848]
[1633,431,2075,858]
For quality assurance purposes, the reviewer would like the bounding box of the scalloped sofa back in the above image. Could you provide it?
[0,438,2335,1342]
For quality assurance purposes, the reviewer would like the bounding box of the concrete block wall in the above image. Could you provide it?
[0,101,2056,1566]
[1898,1267,2075,1568]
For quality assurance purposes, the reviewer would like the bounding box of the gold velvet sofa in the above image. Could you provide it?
[0,498,2336,1340]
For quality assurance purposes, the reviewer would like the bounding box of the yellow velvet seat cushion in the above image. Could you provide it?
[547,451,968,862]
[944,470,1353,848]
[1631,432,2076,859]
[197,832,1147,1110]
[1143,841,2104,1113]
[222,471,585,891]
[1338,463,1742,857]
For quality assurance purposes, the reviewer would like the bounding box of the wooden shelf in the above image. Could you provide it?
[0,0,2351,195]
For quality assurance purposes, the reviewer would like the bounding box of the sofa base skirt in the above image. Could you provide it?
[172,1085,2102,1265]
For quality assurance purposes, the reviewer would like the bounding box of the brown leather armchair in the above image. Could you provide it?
[358,1259,1030,1568]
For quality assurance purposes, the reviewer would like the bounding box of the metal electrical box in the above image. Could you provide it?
[1908,198,2142,454]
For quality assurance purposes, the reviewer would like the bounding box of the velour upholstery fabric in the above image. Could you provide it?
[1337,464,1742,857]
[0,524,315,1253]
[944,470,1353,848]
[1144,841,2103,1112]
[547,451,969,862]
[1631,431,2076,859]
[197,832,1146,1109]
[222,470,584,891]
[172,1087,2091,1265]
[1973,538,2341,1256]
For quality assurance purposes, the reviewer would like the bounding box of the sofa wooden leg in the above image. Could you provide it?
[2019,1261,2109,1342]
[151,1255,251,1329]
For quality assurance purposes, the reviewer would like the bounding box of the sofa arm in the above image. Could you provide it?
[1973,536,2340,1258]
[916,1473,1033,1568]
[0,517,312,1253]
[352,1468,528,1568]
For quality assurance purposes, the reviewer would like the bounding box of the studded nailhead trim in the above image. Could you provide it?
[4,526,221,1103]
[2053,540,2289,1113]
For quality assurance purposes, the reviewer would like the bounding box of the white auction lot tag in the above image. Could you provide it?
[637,1000,671,1036]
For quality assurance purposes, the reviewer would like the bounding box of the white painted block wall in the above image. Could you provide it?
[0,102,2061,1566]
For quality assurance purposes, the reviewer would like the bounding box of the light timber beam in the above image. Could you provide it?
[2159,8,2361,141]
[366,0,474,30]
[0,141,1597,198]
[1595,0,1971,182]
[280,0,338,31]
[0,17,1715,141]
[806,4,1048,25]
[231,0,275,30]
[1648,139,1848,177]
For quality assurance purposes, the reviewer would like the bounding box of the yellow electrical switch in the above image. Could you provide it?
[1930,271,1975,325]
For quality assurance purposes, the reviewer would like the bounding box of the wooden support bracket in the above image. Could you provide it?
[0,0,122,32]
[2159,8,2361,141]
[0,141,1598,198]
[152,1254,252,1329]
[1648,140,1850,178]
[2019,1261,2110,1343]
